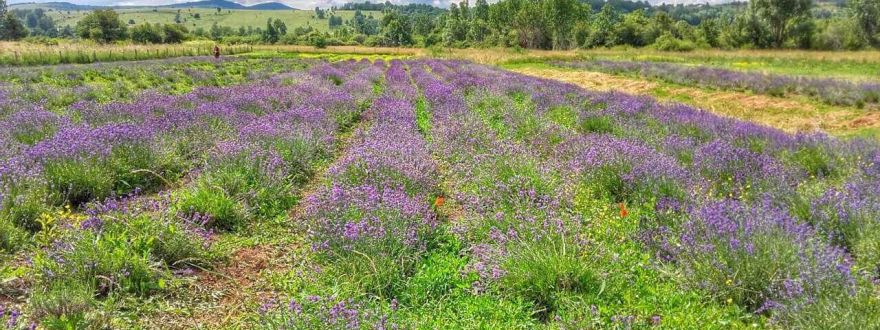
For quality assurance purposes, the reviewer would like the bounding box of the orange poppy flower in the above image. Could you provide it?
[434,196,446,208]
[619,203,629,218]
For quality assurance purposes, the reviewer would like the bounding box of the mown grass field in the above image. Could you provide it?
[574,48,880,80]
[0,47,879,329]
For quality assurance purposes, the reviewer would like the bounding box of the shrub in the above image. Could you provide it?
[30,207,209,323]
[130,23,163,44]
[0,181,50,232]
[200,158,297,220]
[810,179,880,276]
[668,200,855,315]
[28,280,96,329]
[499,235,598,321]
[108,144,186,195]
[579,114,617,134]
[44,159,114,207]
[783,136,844,179]
[652,32,696,52]
[306,184,438,297]
[172,181,247,231]
[0,217,27,254]
[44,144,179,207]
[310,33,328,49]
[558,135,688,203]
[694,139,793,199]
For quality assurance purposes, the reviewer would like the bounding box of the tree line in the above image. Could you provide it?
[2,0,879,51]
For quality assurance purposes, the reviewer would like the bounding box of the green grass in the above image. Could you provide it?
[578,51,880,81]
[0,57,308,111]
[498,49,880,81]
[241,50,410,62]
[40,8,383,33]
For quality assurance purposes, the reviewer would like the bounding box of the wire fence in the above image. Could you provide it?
[0,44,254,66]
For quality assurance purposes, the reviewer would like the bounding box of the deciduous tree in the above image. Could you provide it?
[76,9,127,43]
[752,0,813,47]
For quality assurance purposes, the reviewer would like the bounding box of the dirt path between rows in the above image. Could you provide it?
[510,66,880,137]
[139,117,372,330]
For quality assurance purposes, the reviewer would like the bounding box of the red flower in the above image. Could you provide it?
[434,196,446,208]
[619,203,629,218]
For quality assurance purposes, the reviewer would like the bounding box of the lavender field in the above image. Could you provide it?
[1,57,879,329]
[555,60,880,108]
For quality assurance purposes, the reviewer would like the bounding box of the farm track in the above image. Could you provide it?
[511,66,880,138]
[140,117,373,329]
[135,62,385,327]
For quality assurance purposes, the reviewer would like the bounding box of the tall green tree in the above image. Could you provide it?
[589,4,619,47]
[850,0,880,46]
[76,9,127,43]
[542,0,587,49]
[752,0,813,47]
[474,0,489,21]
[263,18,279,43]
[0,0,27,41]
[382,10,413,46]
[1,12,28,40]
[273,18,287,35]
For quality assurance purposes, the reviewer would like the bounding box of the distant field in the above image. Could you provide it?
[576,49,880,80]
[24,6,383,32]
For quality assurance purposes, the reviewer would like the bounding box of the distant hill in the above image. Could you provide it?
[162,0,293,10]
[162,0,246,9]
[9,2,104,11]
[10,0,294,11]
[249,2,295,10]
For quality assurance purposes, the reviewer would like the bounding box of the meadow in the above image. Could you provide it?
[0,49,879,329]
[28,7,383,33]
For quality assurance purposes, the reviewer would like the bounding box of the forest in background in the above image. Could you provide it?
[0,0,878,51]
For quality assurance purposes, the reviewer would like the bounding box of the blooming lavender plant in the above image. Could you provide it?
[672,200,855,314]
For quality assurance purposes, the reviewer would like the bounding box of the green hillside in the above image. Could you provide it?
[36,7,383,32]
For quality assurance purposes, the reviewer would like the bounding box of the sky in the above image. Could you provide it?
[8,0,727,9]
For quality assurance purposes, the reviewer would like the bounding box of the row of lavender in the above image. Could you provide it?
[0,59,385,327]
[414,60,724,326]
[438,60,880,326]
[555,60,880,107]
[0,57,309,114]
[415,60,606,325]
[260,60,442,328]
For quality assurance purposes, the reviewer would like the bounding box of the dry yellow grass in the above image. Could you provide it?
[512,66,880,137]
[578,48,880,63]
[0,40,227,54]
[254,45,424,56]
[0,41,253,65]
